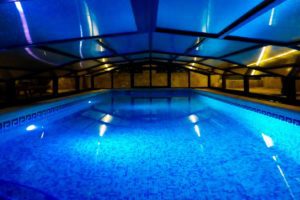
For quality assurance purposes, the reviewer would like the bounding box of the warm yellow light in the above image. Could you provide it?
[105,67,114,71]
[251,70,256,76]
[256,46,266,66]
[248,49,297,67]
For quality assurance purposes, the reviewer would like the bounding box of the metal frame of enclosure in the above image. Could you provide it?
[0,0,299,105]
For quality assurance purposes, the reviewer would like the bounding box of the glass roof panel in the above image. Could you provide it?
[133,59,148,63]
[152,59,169,63]
[201,59,236,68]
[97,57,125,63]
[103,34,149,54]
[152,53,173,60]
[177,56,202,62]
[127,53,150,60]
[185,65,205,72]
[88,64,112,73]
[189,38,257,57]
[66,60,100,71]
[230,1,300,42]
[226,46,300,67]
[265,67,293,76]
[157,0,263,33]
[153,33,197,53]
[0,0,137,48]
[187,63,210,70]
[173,61,187,65]
[47,39,112,59]
[0,47,74,69]
[230,68,248,75]
[89,65,116,75]
[113,61,129,65]
[249,69,266,76]
[213,69,225,74]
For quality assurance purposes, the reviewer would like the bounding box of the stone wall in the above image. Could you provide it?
[113,72,130,88]
[152,70,168,87]
[226,79,244,90]
[134,70,150,87]
[80,76,91,90]
[171,71,188,87]
[94,73,111,89]
[249,80,263,87]
[190,72,207,87]
[210,75,222,88]
[261,77,282,89]
[58,77,75,93]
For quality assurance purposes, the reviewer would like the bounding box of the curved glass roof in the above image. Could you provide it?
[0,0,299,79]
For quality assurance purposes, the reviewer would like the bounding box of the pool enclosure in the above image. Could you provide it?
[0,0,299,106]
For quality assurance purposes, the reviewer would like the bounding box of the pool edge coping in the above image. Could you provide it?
[197,89,300,113]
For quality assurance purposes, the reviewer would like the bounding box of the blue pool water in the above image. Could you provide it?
[0,90,300,199]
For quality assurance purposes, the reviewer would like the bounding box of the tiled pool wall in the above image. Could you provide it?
[0,90,109,131]
[0,89,299,132]
[196,90,300,126]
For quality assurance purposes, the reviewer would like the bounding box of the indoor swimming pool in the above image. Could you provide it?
[0,90,299,199]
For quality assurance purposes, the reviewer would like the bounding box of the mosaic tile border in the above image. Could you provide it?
[0,105,59,131]
[0,100,81,131]
[198,92,300,126]
[0,91,108,132]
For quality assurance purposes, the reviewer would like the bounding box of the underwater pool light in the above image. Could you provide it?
[189,114,198,123]
[26,124,37,131]
[88,101,92,104]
